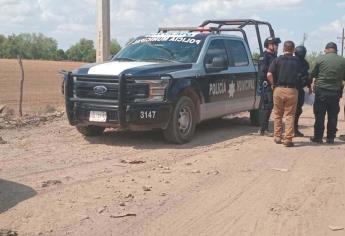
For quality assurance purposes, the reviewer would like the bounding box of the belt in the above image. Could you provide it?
[276,85,297,89]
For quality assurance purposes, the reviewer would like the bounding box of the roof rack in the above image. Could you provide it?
[158,27,210,32]
[200,19,275,53]
[158,19,276,54]
[158,27,250,49]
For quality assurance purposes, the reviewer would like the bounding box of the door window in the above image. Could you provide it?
[224,40,249,67]
[204,39,228,66]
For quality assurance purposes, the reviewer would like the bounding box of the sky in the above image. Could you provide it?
[1,0,345,54]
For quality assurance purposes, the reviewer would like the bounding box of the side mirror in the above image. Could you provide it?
[205,56,228,73]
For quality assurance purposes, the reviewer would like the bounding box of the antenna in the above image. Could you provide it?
[302,33,307,46]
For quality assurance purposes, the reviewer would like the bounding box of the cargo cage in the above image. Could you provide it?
[158,19,276,54]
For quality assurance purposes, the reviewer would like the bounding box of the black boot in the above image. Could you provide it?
[326,138,335,144]
[294,118,304,137]
[310,137,323,144]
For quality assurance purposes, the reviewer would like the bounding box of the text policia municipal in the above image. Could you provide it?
[133,37,202,45]
[209,80,256,96]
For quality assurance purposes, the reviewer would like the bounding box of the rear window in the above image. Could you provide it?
[224,40,249,67]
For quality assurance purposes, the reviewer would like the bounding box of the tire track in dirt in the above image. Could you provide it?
[1,117,257,187]
[1,106,345,236]
[120,136,345,236]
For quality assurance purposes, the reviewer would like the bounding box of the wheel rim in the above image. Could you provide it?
[177,105,192,135]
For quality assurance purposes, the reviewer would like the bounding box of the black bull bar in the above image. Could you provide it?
[63,72,127,127]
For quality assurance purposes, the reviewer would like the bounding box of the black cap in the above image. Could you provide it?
[264,37,282,48]
[274,37,282,45]
[325,42,338,51]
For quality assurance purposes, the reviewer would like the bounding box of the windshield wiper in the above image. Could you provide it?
[113,57,137,62]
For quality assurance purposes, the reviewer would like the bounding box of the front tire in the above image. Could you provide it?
[76,125,105,137]
[163,96,196,144]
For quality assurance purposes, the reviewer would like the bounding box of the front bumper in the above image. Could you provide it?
[70,100,173,130]
[125,103,173,130]
[64,73,173,131]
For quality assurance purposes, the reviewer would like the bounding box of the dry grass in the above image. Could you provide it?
[0,59,83,114]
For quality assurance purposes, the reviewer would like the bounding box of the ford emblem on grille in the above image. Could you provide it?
[93,85,108,95]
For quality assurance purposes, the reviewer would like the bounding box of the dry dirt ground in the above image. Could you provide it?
[0,59,82,114]
[1,104,345,236]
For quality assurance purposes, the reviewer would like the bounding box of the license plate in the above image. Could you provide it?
[89,111,107,122]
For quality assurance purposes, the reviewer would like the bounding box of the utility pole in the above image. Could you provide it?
[342,28,344,57]
[337,28,344,57]
[96,0,110,63]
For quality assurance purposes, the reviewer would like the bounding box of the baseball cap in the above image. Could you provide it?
[325,42,338,51]
[264,37,281,48]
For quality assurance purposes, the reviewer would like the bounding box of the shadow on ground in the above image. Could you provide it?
[0,179,37,213]
[294,139,345,147]
[84,115,259,149]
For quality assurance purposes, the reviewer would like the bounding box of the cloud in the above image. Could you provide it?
[1,0,341,55]
[0,0,97,48]
[308,15,345,53]
[111,0,165,44]
[162,0,303,26]
[336,2,345,8]
[0,0,40,24]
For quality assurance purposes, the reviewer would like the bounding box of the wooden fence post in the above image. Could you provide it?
[17,55,24,117]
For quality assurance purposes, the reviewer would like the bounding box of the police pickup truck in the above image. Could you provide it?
[63,19,277,144]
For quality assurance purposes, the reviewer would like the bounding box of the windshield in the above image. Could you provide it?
[113,33,205,63]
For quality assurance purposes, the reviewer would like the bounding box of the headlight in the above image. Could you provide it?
[135,76,170,102]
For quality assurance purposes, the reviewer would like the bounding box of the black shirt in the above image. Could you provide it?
[268,54,303,87]
[258,51,276,83]
[298,58,311,88]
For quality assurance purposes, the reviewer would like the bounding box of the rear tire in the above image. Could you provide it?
[163,96,196,144]
[76,125,105,137]
[250,109,260,126]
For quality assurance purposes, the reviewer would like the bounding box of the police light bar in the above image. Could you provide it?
[158,27,201,33]
[158,26,218,33]
[197,26,210,33]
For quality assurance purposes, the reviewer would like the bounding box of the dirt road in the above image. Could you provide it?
[1,105,345,236]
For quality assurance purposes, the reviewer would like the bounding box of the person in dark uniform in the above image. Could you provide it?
[294,45,311,137]
[310,42,345,144]
[340,85,345,141]
[267,40,303,147]
[258,36,281,136]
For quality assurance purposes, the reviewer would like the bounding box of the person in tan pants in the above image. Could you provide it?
[267,41,304,147]
[273,87,298,145]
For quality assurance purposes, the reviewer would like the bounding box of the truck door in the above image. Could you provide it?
[223,39,257,113]
[199,39,231,121]
[199,38,257,121]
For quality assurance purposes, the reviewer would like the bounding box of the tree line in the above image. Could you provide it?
[0,33,323,64]
[0,33,122,63]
